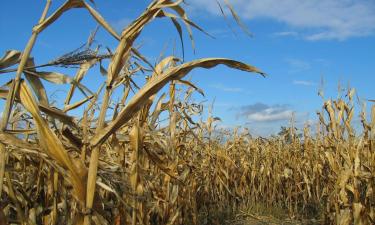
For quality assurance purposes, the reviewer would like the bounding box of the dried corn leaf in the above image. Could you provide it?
[24,58,49,105]
[25,70,72,84]
[17,80,87,202]
[0,50,21,70]
[223,0,252,36]
[91,58,264,146]
[39,103,77,128]
[34,0,85,33]
[0,143,5,198]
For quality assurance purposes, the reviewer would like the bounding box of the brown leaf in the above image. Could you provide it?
[38,103,77,128]
[25,70,72,84]
[18,80,87,203]
[90,57,264,147]
[223,0,252,36]
[0,50,21,70]
[24,58,49,105]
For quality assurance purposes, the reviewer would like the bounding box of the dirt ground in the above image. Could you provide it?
[198,202,322,225]
[230,214,321,225]
[227,209,322,225]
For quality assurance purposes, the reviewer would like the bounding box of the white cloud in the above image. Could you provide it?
[272,31,299,38]
[187,0,375,40]
[293,80,317,86]
[234,103,312,136]
[237,103,293,122]
[209,83,244,93]
[285,58,311,73]
[247,108,294,122]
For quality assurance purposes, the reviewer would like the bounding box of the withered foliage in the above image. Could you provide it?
[0,1,374,225]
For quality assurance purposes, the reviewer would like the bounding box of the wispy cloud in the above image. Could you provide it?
[203,102,234,108]
[231,102,312,136]
[237,103,293,122]
[272,31,299,38]
[188,0,375,41]
[293,80,317,86]
[208,28,235,38]
[285,58,311,73]
[209,83,244,93]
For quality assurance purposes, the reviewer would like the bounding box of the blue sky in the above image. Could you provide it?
[1,0,374,136]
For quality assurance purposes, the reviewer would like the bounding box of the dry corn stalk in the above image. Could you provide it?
[0,1,374,225]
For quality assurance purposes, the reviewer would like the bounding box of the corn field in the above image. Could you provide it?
[0,0,374,224]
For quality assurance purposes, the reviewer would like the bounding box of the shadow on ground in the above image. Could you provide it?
[198,202,322,225]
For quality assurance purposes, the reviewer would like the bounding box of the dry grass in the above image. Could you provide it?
[0,1,374,225]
